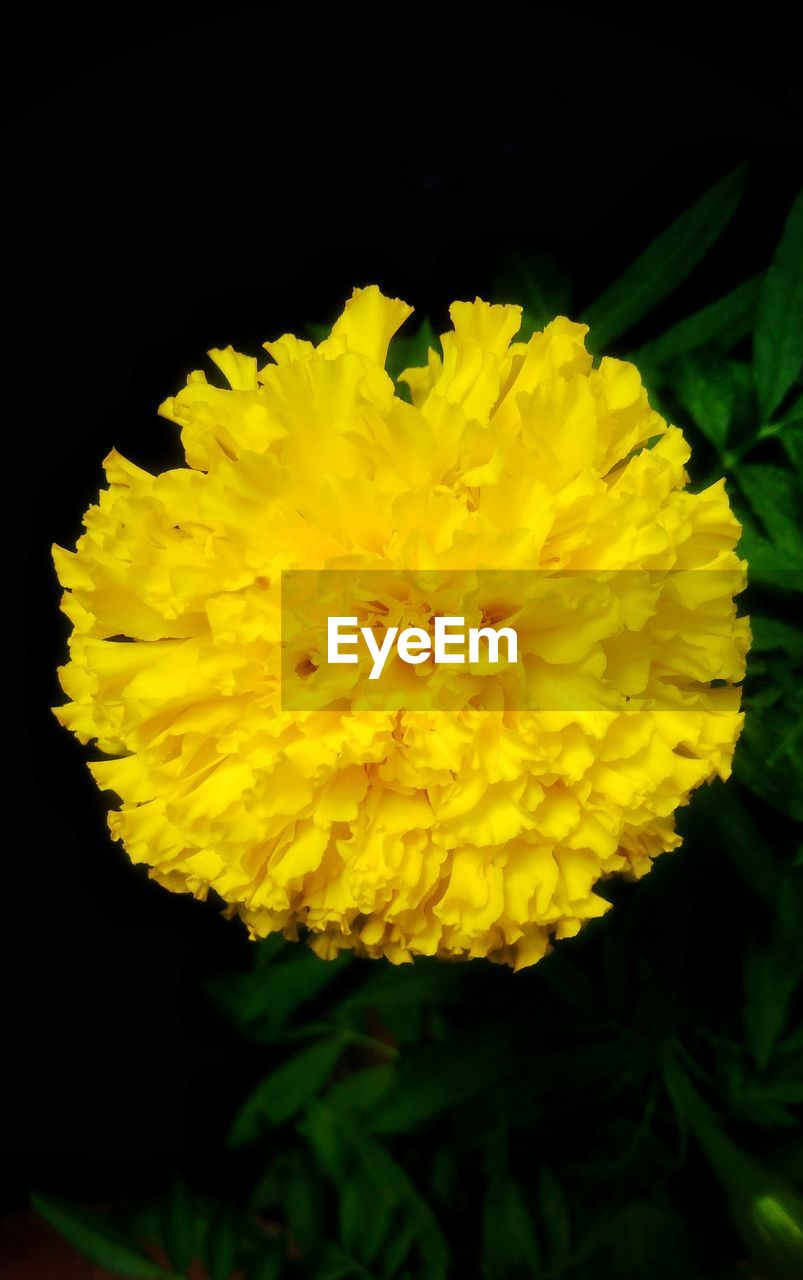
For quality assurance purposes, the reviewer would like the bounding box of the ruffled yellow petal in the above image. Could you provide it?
[53,288,749,969]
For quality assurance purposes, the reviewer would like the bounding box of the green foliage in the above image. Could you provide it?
[492,251,573,337]
[32,1196,177,1278]
[581,165,747,351]
[230,1037,347,1144]
[160,1177,194,1275]
[387,317,438,399]
[636,276,761,370]
[36,177,803,1280]
[206,935,351,1043]
[754,190,803,419]
[673,350,738,451]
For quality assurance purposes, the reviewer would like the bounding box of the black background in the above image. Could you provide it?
[6,1,802,1212]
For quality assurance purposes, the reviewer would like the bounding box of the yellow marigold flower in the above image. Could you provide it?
[53,287,750,969]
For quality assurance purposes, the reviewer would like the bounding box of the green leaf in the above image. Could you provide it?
[736,464,803,593]
[310,1107,448,1279]
[696,785,779,906]
[207,945,350,1043]
[537,1166,571,1267]
[730,1081,802,1129]
[613,1202,701,1280]
[324,1064,395,1118]
[32,1195,175,1279]
[764,398,803,474]
[743,943,800,1068]
[738,464,803,561]
[381,1220,419,1278]
[355,1139,448,1278]
[674,351,736,451]
[204,1205,237,1280]
[388,318,438,388]
[160,1178,195,1276]
[306,321,330,345]
[582,165,747,351]
[282,1151,325,1257]
[492,251,572,337]
[749,616,803,657]
[738,519,803,587]
[781,424,803,475]
[754,188,803,418]
[339,1168,396,1266]
[736,682,803,820]
[537,950,599,1015]
[250,1243,283,1280]
[636,275,761,369]
[483,1175,541,1278]
[314,1243,372,1280]
[664,1054,803,1280]
[299,1099,349,1182]
[367,1034,514,1135]
[229,1037,344,1146]
[336,957,461,1043]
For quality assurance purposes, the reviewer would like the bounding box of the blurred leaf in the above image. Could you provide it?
[738,465,803,562]
[381,1221,420,1278]
[358,1144,447,1273]
[339,1167,396,1267]
[483,1175,541,1278]
[310,1107,448,1279]
[730,1078,803,1130]
[743,942,800,1068]
[537,1165,571,1267]
[736,682,803,820]
[736,461,803,590]
[336,957,461,1043]
[750,616,803,657]
[754,188,803,419]
[698,785,779,906]
[663,1045,803,1280]
[229,1037,345,1146]
[325,1064,395,1118]
[774,400,803,473]
[250,1243,283,1280]
[389,317,438,389]
[207,944,350,1043]
[429,1146,458,1210]
[299,1100,349,1183]
[738,519,803,585]
[768,1134,803,1189]
[493,251,572,337]
[537,950,599,1014]
[314,1244,372,1279]
[368,1034,515,1135]
[613,1202,700,1280]
[636,276,761,369]
[205,1205,236,1280]
[361,1148,448,1279]
[674,351,737,450]
[583,165,747,350]
[32,1195,174,1278]
[306,321,330,344]
[282,1150,325,1258]
[160,1177,195,1276]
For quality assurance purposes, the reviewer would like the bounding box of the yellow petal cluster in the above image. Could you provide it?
[53,287,749,968]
